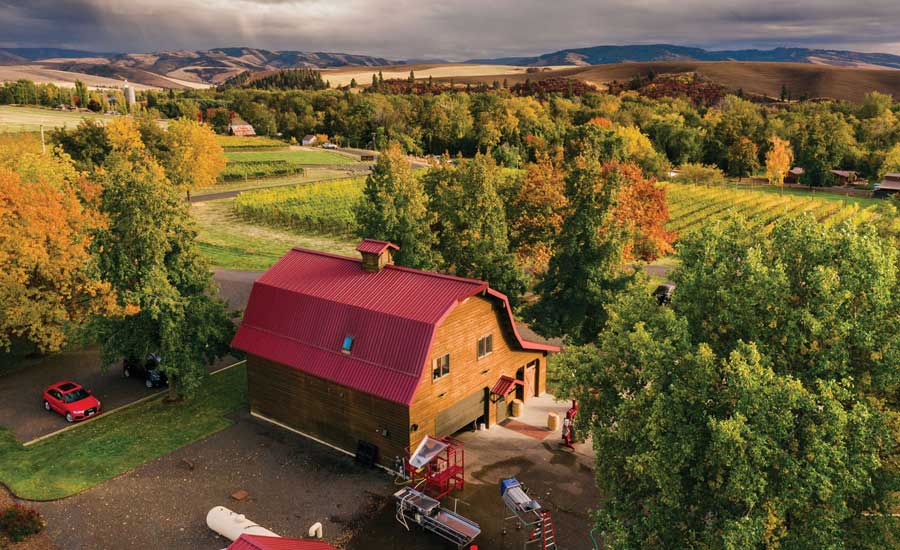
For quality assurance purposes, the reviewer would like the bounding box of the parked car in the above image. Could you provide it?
[123,353,168,388]
[653,283,675,305]
[322,142,338,149]
[42,381,101,423]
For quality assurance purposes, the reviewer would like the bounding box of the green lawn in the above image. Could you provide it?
[0,364,247,501]
[225,149,358,165]
[215,135,287,150]
[678,180,883,209]
[0,105,115,133]
[193,197,356,271]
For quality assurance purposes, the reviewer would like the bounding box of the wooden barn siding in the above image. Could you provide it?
[408,294,546,449]
[247,355,410,466]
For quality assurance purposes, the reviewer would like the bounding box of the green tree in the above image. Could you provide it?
[526,158,632,343]
[789,105,855,186]
[429,153,527,303]
[89,118,234,399]
[553,215,900,548]
[73,80,88,107]
[726,136,759,177]
[355,142,439,269]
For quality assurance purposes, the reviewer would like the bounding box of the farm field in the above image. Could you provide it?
[193,168,351,197]
[232,177,365,236]
[666,183,899,237]
[224,149,358,164]
[0,105,114,132]
[215,135,287,150]
[193,197,355,270]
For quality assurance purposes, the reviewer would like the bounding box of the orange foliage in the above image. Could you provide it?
[611,162,675,261]
[509,148,568,269]
[588,117,614,128]
[0,167,118,351]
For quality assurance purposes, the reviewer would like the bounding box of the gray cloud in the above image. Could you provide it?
[1,0,898,58]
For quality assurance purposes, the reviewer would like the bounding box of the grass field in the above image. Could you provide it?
[666,183,899,237]
[225,149,357,165]
[194,197,356,270]
[0,364,246,501]
[0,105,115,133]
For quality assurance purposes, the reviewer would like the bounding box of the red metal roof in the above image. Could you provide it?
[490,375,522,396]
[356,239,399,255]
[231,244,559,405]
[228,534,334,550]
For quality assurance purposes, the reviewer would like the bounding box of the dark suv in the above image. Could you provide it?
[123,354,167,388]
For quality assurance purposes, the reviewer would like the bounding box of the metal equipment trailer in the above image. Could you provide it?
[394,486,481,548]
[500,477,557,549]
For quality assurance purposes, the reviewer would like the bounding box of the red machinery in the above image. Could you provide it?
[561,400,578,450]
[404,435,465,500]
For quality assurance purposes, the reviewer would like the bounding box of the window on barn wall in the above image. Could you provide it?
[342,335,354,354]
[433,353,450,381]
[477,334,493,359]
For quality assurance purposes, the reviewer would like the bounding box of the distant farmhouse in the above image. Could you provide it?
[301,134,317,146]
[830,169,866,186]
[228,117,256,137]
[231,239,559,468]
[874,173,900,198]
[785,167,804,184]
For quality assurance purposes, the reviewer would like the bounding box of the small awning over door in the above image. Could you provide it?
[490,375,522,397]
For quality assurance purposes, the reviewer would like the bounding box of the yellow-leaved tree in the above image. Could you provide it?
[0,134,118,352]
[765,136,794,193]
[163,118,227,191]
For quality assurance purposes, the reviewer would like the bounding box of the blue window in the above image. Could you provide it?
[341,336,354,354]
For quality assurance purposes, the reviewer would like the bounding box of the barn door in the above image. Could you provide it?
[523,364,536,400]
[495,395,510,423]
[435,388,487,437]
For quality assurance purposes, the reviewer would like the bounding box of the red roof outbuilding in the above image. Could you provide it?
[228,534,334,550]
[356,238,399,255]
[231,244,558,406]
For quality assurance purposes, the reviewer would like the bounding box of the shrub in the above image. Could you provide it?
[673,162,727,186]
[0,504,46,542]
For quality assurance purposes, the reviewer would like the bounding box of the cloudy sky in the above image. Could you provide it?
[2,0,899,59]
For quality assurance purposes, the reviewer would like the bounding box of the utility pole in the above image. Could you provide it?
[40,124,46,154]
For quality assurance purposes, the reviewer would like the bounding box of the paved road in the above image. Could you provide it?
[0,270,259,442]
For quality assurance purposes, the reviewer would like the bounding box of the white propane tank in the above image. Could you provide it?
[206,506,280,541]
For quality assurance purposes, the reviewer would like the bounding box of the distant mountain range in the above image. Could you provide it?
[0,44,898,90]
[467,44,900,70]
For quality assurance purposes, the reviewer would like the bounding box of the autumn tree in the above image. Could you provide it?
[611,162,674,260]
[160,118,227,190]
[428,153,527,303]
[355,142,439,270]
[765,136,793,191]
[507,148,568,269]
[89,118,234,399]
[553,215,900,549]
[0,134,117,352]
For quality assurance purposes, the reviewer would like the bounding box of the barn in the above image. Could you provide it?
[231,239,559,468]
[228,117,257,137]
[874,173,900,198]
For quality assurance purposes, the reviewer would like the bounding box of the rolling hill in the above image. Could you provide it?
[468,44,900,70]
[430,61,900,103]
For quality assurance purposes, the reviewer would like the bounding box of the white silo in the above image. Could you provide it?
[123,81,136,107]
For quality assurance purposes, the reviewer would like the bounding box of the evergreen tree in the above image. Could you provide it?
[430,153,528,304]
[408,70,415,83]
[526,157,632,343]
[354,142,439,270]
[349,78,357,88]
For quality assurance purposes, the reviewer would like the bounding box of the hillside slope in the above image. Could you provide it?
[437,61,900,102]
[468,44,900,70]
